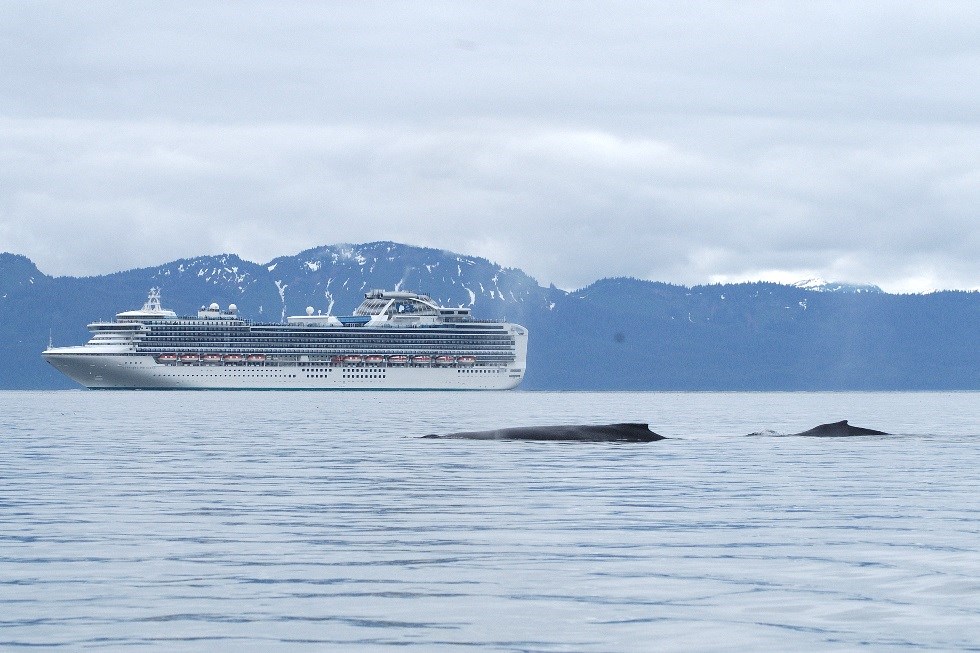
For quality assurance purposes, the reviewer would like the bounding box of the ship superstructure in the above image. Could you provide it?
[43,289,527,390]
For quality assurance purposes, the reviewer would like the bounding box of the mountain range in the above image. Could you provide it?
[1,241,977,390]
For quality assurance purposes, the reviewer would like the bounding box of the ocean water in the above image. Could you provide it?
[1,390,978,651]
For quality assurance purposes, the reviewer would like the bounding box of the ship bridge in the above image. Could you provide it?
[354,290,472,322]
[114,288,178,321]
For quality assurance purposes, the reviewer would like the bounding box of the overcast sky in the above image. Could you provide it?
[1,1,977,292]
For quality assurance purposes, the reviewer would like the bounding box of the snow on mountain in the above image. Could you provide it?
[149,254,264,294]
[792,278,883,294]
[262,241,547,318]
[0,253,47,298]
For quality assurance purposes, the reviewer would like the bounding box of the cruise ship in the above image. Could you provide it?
[43,288,528,390]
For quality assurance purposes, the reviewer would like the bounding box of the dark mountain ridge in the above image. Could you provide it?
[1,244,976,390]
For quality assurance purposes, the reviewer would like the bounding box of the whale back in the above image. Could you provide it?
[794,420,889,437]
[425,422,665,442]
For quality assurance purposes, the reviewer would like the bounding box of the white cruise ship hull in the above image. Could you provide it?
[43,352,525,390]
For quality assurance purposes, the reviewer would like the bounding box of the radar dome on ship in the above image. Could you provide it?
[306,307,314,315]
[209,302,220,310]
[228,304,237,312]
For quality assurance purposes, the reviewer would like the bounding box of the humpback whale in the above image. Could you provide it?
[792,420,889,437]
[748,420,889,437]
[424,422,665,442]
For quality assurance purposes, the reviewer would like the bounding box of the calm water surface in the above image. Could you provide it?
[1,391,978,651]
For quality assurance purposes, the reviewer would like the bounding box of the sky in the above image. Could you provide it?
[1,1,977,293]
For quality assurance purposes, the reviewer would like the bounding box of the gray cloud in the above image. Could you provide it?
[1,1,977,292]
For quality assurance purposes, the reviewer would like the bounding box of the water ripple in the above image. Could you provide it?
[0,390,978,650]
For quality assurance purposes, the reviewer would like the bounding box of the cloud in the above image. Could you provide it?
[0,2,977,292]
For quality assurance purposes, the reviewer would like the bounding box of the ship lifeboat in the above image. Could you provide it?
[246,354,266,363]
[457,355,476,365]
[388,355,408,365]
[435,355,456,365]
[223,354,243,363]
[179,353,200,363]
[157,353,177,363]
[330,355,345,365]
[411,355,432,365]
[343,354,363,364]
[365,355,385,364]
[202,353,222,363]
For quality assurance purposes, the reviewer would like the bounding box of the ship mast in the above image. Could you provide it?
[143,288,163,312]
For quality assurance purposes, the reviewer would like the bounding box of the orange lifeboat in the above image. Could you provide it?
[223,354,243,363]
[388,355,408,365]
[246,354,266,363]
[344,354,363,364]
[179,353,200,363]
[365,355,385,364]
[411,355,432,365]
[435,355,455,365]
[202,353,222,363]
[157,353,177,363]
[457,355,476,365]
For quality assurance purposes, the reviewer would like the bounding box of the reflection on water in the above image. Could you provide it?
[1,391,978,650]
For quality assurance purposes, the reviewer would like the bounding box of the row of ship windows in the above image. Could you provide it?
[138,345,514,352]
[149,372,399,380]
[143,346,516,352]
[136,323,505,330]
[152,361,514,366]
[140,326,506,331]
[137,338,514,346]
[137,344,515,352]
[135,326,508,335]
[142,353,513,360]
[155,373,298,378]
[134,329,508,338]
[142,358,511,367]
[148,369,501,378]
[300,366,503,372]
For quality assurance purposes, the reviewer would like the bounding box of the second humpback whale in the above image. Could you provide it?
[792,420,889,437]
[424,423,665,442]
[748,420,889,437]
